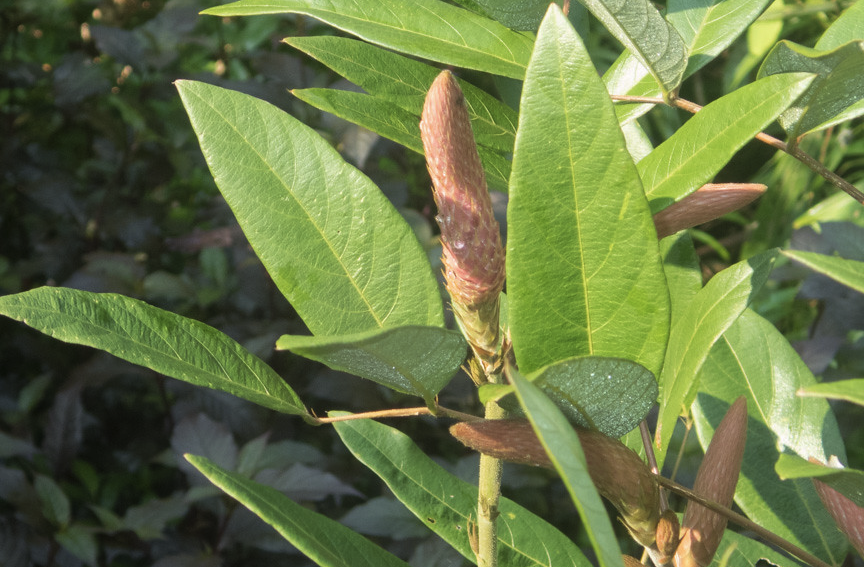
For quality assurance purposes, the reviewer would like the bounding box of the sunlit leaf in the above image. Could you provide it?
[782,249,864,295]
[799,378,864,407]
[776,453,864,508]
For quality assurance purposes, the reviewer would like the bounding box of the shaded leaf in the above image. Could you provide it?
[55,524,98,566]
[35,474,70,528]
[776,453,864,508]
[177,80,443,334]
[714,527,811,567]
[186,455,410,567]
[799,378,864,406]
[782,249,864,295]
[202,0,534,79]
[277,326,466,403]
[0,287,306,416]
[339,496,429,540]
[507,6,669,376]
[254,463,363,502]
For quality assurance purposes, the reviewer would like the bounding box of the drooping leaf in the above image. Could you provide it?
[290,88,511,191]
[758,40,864,140]
[332,413,592,567]
[276,326,467,403]
[186,455,410,567]
[639,72,814,212]
[782,249,864,295]
[177,80,443,335]
[202,0,534,79]
[775,453,864,508]
[0,287,306,416]
[654,249,778,469]
[799,378,864,406]
[509,369,625,567]
[507,6,669,376]
[693,309,848,565]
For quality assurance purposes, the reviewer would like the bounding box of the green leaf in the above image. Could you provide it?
[758,40,864,140]
[579,0,687,97]
[507,6,670,376]
[0,287,306,416]
[290,88,511,191]
[276,326,466,403]
[715,527,813,567]
[654,249,778,469]
[639,72,814,212]
[693,309,848,565]
[782,249,864,295]
[186,455,410,567]
[799,378,864,406]
[472,0,557,31]
[816,0,864,50]
[55,524,98,566]
[35,474,71,528]
[509,369,624,567]
[660,232,701,326]
[776,453,864,508]
[177,80,443,335]
[333,414,592,567]
[284,36,518,154]
[202,0,534,79]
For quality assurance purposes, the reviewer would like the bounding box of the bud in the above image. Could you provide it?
[653,184,765,239]
[655,509,681,565]
[623,555,645,567]
[450,419,660,547]
[811,464,864,557]
[675,397,747,567]
[420,71,505,365]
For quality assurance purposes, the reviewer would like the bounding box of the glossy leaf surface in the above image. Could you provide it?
[186,455,410,567]
[333,413,592,567]
[0,287,306,416]
[782,249,864,295]
[776,453,864,508]
[276,326,466,403]
[799,378,864,406]
[639,72,813,212]
[510,369,624,567]
[655,250,778,468]
[177,80,442,335]
[202,0,534,79]
[693,309,848,565]
[507,7,669,376]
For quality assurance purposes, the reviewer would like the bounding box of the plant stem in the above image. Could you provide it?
[477,398,506,567]
[609,94,864,204]
[654,475,833,567]
[311,405,482,424]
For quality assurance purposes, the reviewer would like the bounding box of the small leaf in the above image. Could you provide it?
[339,496,429,540]
[816,0,864,51]
[714,528,811,567]
[782,249,864,295]
[186,455,410,567]
[798,378,864,406]
[55,524,98,566]
[775,453,864,508]
[758,40,864,140]
[277,326,466,403]
[35,474,70,528]
[509,368,625,567]
[0,287,306,416]
[177,80,443,335]
[202,0,534,79]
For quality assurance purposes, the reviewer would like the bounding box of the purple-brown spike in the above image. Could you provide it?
[675,397,748,567]
[652,184,766,239]
[811,461,864,557]
[420,71,505,369]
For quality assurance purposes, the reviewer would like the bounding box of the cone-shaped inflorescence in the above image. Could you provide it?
[450,419,661,547]
[675,397,748,567]
[811,461,864,558]
[420,71,505,375]
[652,183,765,239]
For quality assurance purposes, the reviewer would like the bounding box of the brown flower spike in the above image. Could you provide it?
[675,397,748,567]
[652,184,766,239]
[420,71,505,366]
[811,461,864,557]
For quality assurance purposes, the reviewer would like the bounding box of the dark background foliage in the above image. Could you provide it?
[1,0,862,566]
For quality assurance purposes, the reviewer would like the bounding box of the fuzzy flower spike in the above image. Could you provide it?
[420,71,506,376]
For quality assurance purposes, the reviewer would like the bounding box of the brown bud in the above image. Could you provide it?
[811,468,864,557]
[652,184,765,239]
[623,555,645,567]
[450,419,660,547]
[675,397,747,567]
[420,71,505,362]
[655,509,681,564]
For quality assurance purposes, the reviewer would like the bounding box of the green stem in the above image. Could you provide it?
[476,398,507,567]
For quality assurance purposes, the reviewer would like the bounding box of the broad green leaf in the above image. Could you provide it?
[290,88,511,191]
[782,249,864,295]
[332,413,592,567]
[693,309,848,565]
[654,249,778,469]
[276,326,467,403]
[507,6,670,376]
[715,528,813,567]
[660,232,701,326]
[35,474,71,528]
[639,72,814,212]
[509,369,624,567]
[799,378,864,406]
[472,0,556,31]
[55,524,98,566]
[794,191,864,229]
[579,0,687,97]
[177,80,442,335]
[758,40,864,140]
[605,0,774,124]
[816,0,864,50]
[776,453,864,508]
[202,0,534,79]
[186,455,410,567]
[0,287,306,416]
[285,36,518,154]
